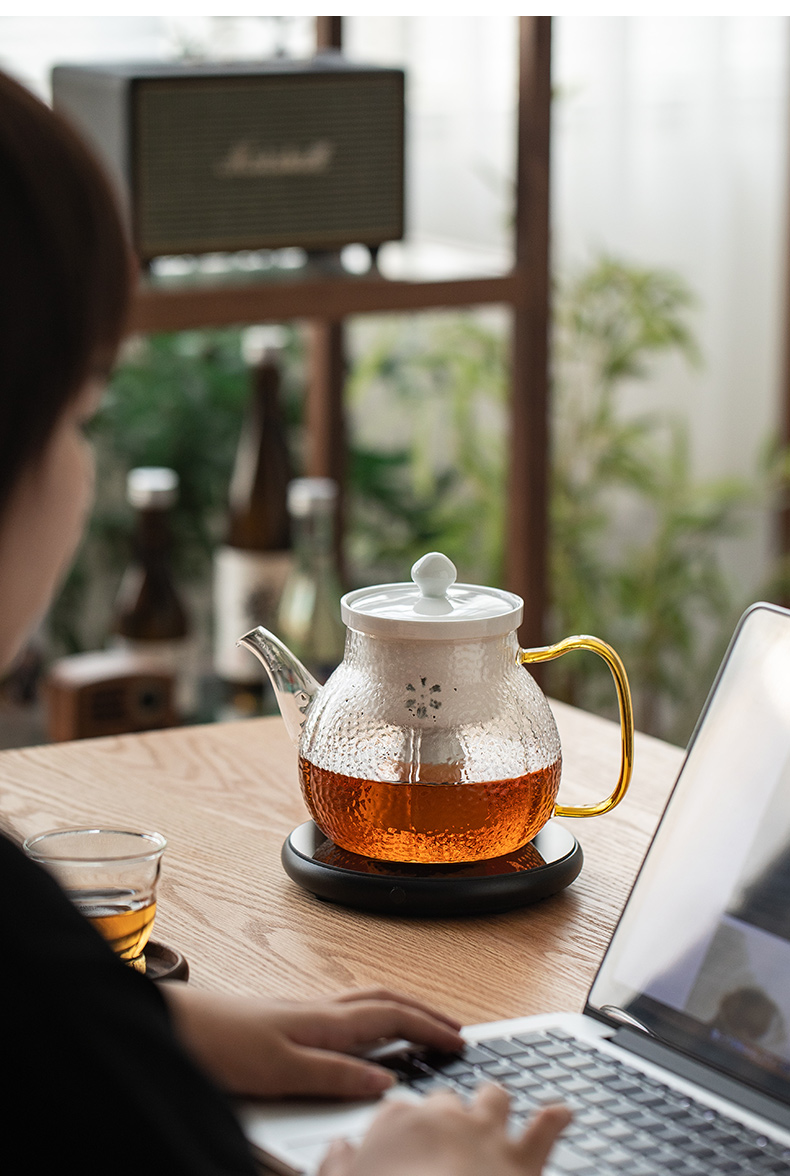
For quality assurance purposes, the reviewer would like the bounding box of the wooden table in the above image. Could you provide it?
[0,702,683,1026]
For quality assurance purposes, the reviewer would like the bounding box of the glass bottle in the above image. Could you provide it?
[276,477,346,685]
[213,345,293,716]
[112,466,193,715]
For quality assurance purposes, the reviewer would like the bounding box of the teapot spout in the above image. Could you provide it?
[236,626,321,743]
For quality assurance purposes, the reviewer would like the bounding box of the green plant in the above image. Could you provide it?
[42,264,783,747]
[47,326,305,654]
[548,258,761,740]
[344,264,782,744]
[345,311,509,585]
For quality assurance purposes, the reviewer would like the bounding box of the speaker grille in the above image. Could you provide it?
[134,72,404,256]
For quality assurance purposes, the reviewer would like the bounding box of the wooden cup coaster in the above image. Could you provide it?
[143,941,189,981]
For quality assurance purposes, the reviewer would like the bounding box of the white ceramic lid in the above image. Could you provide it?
[341,552,523,640]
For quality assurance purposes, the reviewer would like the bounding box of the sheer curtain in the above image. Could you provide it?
[553,16,790,592]
[349,15,790,594]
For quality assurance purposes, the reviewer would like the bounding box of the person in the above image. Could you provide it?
[0,67,570,1174]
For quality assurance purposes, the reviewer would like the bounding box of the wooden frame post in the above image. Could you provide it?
[506,16,552,649]
[779,32,790,588]
[306,17,347,569]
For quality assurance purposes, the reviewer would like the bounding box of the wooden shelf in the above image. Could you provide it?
[130,270,524,333]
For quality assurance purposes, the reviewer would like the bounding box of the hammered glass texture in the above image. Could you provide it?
[299,630,561,781]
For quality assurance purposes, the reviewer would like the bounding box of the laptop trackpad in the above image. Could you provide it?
[236,1089,420,1173]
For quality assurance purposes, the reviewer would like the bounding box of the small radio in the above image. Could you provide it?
[51,56,405,260]
[44,649,178,742]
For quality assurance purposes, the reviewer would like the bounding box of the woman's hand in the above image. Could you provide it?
[317,1085,571,1176]
[162,984,464,1100]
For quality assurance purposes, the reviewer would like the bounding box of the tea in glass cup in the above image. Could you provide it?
[23,828,167,970]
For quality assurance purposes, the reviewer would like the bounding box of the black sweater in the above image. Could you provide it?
[1,831,258,1174]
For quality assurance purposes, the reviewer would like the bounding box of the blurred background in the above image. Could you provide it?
[1,14,788,747]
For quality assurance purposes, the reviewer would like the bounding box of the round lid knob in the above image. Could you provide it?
[412,552,457,599]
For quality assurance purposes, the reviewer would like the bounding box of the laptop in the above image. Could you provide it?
[237,601,790,1175]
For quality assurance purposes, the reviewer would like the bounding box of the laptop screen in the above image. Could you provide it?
[587,602,790,1107]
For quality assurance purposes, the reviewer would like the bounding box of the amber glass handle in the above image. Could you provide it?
[519,635,634,818]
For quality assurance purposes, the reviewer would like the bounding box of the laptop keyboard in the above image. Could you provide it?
[381,1027,790,1175]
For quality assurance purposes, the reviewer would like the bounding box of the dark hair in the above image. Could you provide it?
[0,70,133,517]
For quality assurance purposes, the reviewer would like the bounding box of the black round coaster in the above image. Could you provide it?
[281,821,583,917]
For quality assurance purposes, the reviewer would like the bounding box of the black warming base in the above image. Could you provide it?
[281,821,583,917]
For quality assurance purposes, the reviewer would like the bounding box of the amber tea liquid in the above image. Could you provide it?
[299,756,562,864]
[71,890,157,961]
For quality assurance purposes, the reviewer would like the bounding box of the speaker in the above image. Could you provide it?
[51,56,405,260]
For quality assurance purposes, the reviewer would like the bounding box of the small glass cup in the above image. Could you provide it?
[23,827,167,971]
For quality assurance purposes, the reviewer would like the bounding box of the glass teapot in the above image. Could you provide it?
[238,552,634,864]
